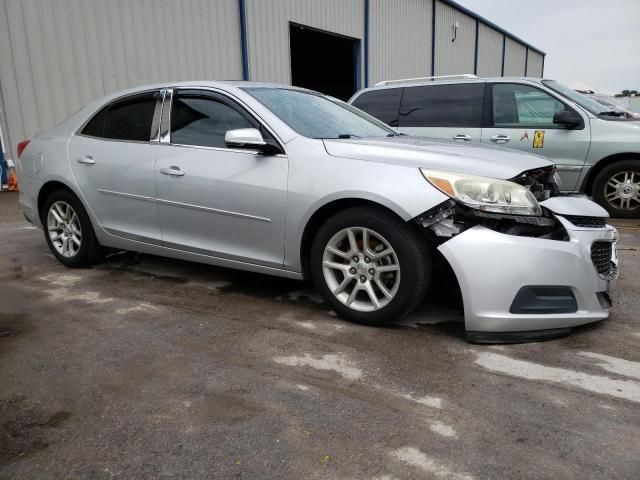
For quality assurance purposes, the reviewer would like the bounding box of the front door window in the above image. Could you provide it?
[492,83,565,127]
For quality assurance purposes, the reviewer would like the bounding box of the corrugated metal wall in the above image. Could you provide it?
[433,0,475,76]
[0,0,545,160]
[244,0,364,85]
[0,0,242,161]
[476,23,503,77]
[368,0,432,85]
[503,36,527,76]
[526,50,544,77]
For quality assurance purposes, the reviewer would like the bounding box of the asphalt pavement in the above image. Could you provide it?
[1,191,639,479]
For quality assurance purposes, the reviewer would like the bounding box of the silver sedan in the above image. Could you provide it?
[16,82,617,342]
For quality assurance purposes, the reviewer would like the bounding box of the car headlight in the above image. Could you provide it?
[420,168,542,216]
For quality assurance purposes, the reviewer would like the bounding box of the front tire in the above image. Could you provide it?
[43,189,105,267]
[310,206,431,326]
[592,159,640,218]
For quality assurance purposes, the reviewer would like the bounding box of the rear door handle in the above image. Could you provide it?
[77,155,95,165]
[490,134,510,144]
[452,134,472,141]
[159,166,185,176]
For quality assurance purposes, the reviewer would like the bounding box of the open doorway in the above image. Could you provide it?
[289,24,360,101]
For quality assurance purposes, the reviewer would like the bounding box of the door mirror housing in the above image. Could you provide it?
[553,110,582,129]
[225,128,282,155]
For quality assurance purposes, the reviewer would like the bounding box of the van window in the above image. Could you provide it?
[492,84,564,127]
[399,83,484,128]
[82,92,159,141]
[351,88,403,126]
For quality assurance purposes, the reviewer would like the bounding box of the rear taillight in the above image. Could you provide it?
[17,140,30,158]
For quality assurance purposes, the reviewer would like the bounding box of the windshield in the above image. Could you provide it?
[592,95,640,118]
[243,87,396,139]
[542,80,613,115]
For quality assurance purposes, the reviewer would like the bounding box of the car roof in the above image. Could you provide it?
[95,80,310,104]
[354,76,546,94]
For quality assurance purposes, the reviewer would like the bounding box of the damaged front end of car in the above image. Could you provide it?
[414,166,618,343]
[416,166,567,241]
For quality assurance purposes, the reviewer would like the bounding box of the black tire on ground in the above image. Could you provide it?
[310,206,431,326]
[42,189,105,267]
[592,159,640,218]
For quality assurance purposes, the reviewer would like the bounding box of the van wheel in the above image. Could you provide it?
[592,159,640,218]
[310,206,431,326]
[43,189,105,267]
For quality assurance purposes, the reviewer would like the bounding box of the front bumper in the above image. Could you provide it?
[438,213,617,336]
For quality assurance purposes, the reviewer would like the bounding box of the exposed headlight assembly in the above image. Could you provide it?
[421,169,542,216]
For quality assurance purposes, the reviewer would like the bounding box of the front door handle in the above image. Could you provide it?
[452,134,472,141]
[77,155,95,165]
[159,166,185,176]
[490,134,511,144]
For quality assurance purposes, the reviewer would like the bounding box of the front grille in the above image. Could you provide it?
[590,241,615,278]
[564,215,607,228]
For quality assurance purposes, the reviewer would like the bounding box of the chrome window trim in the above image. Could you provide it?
[150,90,166,142]
[166,86,287,154]
[74,89,162,140]
[72,136,156,146]
[159,88,173,144]
[156,141,286,157]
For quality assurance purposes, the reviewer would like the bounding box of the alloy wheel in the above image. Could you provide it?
[47,201,82,258]
[604,170,640,210]
[322,227,400,312]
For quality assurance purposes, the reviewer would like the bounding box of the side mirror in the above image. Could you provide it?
[553,110,582,129]
[224,128,281,155]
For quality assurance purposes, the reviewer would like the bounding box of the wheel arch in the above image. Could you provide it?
[299,197,409,280]
[581,152,640,195]
[37,179,93,227]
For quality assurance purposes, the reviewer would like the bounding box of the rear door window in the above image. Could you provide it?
[351,88,403,127]
[399,83,484,128]
[492,83,565,127]
[82,92,159,141]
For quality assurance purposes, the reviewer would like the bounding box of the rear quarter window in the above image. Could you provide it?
[351,88,403,127]
[399,83,484,128]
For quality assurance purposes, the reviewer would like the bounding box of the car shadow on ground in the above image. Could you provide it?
[97,249,468,338]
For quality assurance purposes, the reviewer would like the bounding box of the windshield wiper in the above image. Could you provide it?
[337,134,361,139]
[599,110,625,117]
[387,132,406,137]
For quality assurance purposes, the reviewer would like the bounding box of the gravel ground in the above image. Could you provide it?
[1,191,639,479]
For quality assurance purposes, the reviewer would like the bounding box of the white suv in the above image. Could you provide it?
[350,75,640,218]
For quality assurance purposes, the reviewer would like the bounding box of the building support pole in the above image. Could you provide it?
[473,19,479,75]
[239,0,249,81]
[431,0,437,76]
[501,35,506,76]
[364,0,369,87]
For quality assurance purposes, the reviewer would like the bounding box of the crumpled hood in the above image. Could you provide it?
[323,137,553,179]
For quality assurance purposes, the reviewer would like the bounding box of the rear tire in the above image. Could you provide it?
[592,159,640,218]
[310,206,431,326]
[43,189,105,267]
